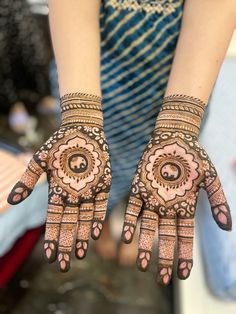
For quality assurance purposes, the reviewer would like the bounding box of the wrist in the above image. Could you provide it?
[60,92,103,127]
[155,94,206,137]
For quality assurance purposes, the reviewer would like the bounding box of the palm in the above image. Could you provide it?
[44,125,111,202]
[8,125,111,272]
[122,131,231,284]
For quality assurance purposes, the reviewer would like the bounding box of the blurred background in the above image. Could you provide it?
[0,1,236,314]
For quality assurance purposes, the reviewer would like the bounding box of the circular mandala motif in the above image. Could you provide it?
[153,155,191,188]
[144,141,200,203]
[49,134,105,195]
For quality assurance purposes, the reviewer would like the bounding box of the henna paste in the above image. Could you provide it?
[122,94,232,285]
[8,92,112,272]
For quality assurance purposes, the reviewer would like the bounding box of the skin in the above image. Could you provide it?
[165,0,236,101]
[122,0,236,283]
[48,0,102,96]
[47,0,236,272]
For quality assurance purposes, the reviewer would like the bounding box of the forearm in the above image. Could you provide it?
[48,0,101,96]
[165,0,236,102]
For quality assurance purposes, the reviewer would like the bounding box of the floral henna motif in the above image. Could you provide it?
[143,138,201,204]
[48,130,106,196]
[122,94,232,284]
[8,92,112,272]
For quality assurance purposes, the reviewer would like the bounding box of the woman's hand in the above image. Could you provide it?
[8,93,112,272]
[122,95,232,285]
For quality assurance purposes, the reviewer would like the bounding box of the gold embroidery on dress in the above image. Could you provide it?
[109,0,183,14]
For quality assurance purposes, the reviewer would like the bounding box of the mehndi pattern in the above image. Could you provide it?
[122,94,232,285]
[8,93,112,272]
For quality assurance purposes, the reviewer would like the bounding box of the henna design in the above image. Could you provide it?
[75,202,94,260]
[8,92,112,272]
[122,94,232,285]
[137,209,157,271]
[91,191,110,240]
[177,218,194,280]
[122,195,143,243]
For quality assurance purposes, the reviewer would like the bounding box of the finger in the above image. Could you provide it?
[122,194,143,244]
[7,156,45,205]
[91,192,109,240]
[57,205,78,272]
[157,217,176,285]
[44,202,63,263]
[204,169,232,231]
[75,202,94,260]
[177,218,194,280]
[137,208,158,272]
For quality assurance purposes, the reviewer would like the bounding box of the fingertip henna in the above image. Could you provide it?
[213,205,232,231]
[7,182,32,205]
[205,175,232,231]
[122,223,135,244]
[122,195,142,243]
[57,252,71,273]
[157,266,172,286]
[92,192,109,240]
[177,259,193,280]
[43,240,57,263]
[75,240,89,259]
[136,250,151,272]
[91,220,104,240]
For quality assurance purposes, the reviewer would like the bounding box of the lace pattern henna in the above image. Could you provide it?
[155,94,206,136]
[122,94,232,285]
[8,92,112,272]
[60,92,103,127]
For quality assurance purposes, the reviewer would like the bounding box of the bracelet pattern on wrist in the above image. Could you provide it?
[61,92,103,127]
[155,94,206,137]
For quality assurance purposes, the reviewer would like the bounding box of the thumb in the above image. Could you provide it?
[7,156,45,205]
[204,165,232,231]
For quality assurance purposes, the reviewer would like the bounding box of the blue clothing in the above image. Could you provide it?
[100,0,184,209]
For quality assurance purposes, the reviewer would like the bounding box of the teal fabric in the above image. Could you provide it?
[100,0,184,210]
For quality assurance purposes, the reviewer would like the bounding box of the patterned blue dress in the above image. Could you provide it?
[100,0,184,210]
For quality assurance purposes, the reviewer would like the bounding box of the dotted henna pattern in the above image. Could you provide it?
[8,92,111,272]
[122,94,232,285]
